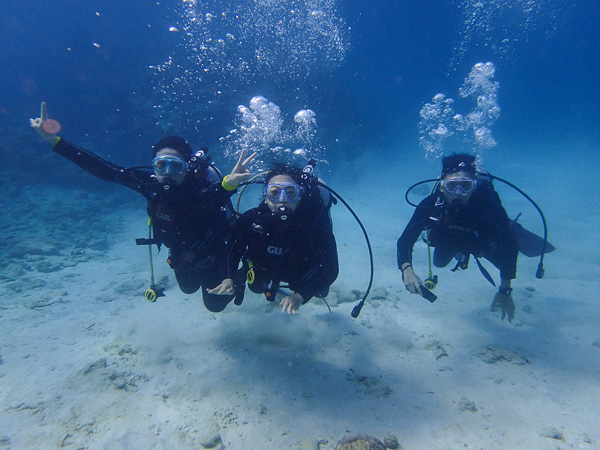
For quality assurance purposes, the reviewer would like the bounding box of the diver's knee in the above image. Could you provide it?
[178,284,199,295]
[203,294,233,312]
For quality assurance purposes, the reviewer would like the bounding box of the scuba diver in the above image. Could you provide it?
[209,163,339,314]
[30,102,256,312]
[398,153,554,323]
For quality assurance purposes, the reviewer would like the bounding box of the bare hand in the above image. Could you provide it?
[402,266,423,296]
[207,278,235,296]
[491,291,515,322]
[226,149,257,187]
[30,102,61,143]
[280,292,303,314]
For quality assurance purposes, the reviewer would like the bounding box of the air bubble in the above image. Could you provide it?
[419,62,500,161]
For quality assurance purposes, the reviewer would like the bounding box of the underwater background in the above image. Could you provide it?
[1,0,599,178]
[1,0,600,449]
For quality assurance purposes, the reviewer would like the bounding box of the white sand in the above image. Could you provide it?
[1,144,599,449]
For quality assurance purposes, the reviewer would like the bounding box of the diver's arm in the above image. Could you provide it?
[397,197,434,294]
[204,208,239,297]
[31,102,126,182]
[294,220,339,303]
[190,167,244,205]
[499,278,512,291]
[396,219,426,268]
[51,138,150,187]
[396,197,434,268]
[224,212,253,279]
[487,191,519,280]
[193,149,258,206]
[498,233,519,281]
[31,104,151,190]
[397,196,437,295]
[400,263,423,296]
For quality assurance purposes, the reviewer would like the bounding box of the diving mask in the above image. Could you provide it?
[265,182,302,203]
[151,156,189,175]
[441,177,477,195]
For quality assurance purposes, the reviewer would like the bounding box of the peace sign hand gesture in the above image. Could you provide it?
[225,149,258,188]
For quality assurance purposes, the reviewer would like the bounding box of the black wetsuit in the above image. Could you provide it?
[397,180,518,281]
[227,188,339,304]
[52,138,235,311]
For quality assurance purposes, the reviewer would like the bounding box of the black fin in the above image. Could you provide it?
[511,217,556,257]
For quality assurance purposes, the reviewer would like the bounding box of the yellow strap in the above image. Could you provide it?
[221,175,237,191]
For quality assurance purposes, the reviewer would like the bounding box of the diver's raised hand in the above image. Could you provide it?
[491,291,515,322]
[280,292,303,314]
[401,266,423,296]
[225,149,258,187]
[207,278,235,296]
[30,102,61,143]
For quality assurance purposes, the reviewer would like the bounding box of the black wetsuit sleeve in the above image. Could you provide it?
[486,191,519,280]
[52,138,150,193]
[191,179,237,205]
[294,216,339,303]
[396,195,435,268]
[225,212,253,279]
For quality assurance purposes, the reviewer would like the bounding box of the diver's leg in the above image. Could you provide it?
[429,231,459,268]
[169,248,202,294]
[433,244,459,268]
[173,266,202,294]
[199,261,234,313]
[247,269,268,295]
[201,288,234,312]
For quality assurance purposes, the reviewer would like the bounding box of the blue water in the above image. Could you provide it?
[1,0,598,176]
[1,1,600,447]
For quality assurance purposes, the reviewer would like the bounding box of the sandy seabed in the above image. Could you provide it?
[1,148,599,449]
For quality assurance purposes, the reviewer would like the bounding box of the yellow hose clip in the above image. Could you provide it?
[424,280,436,290]
[246,260,255,284]
[247,268,255,284]
[424,275,438,290]
[145,288,158,302]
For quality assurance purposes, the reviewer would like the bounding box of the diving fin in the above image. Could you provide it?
[511,214,556,257]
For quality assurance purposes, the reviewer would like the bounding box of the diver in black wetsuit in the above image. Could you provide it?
[31,102,256,312]
[397,153,519,322]
[209,164,339,314]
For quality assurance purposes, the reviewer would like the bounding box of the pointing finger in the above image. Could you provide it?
[41,102,47,121]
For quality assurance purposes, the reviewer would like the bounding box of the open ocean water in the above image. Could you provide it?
[1,0,599,448]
